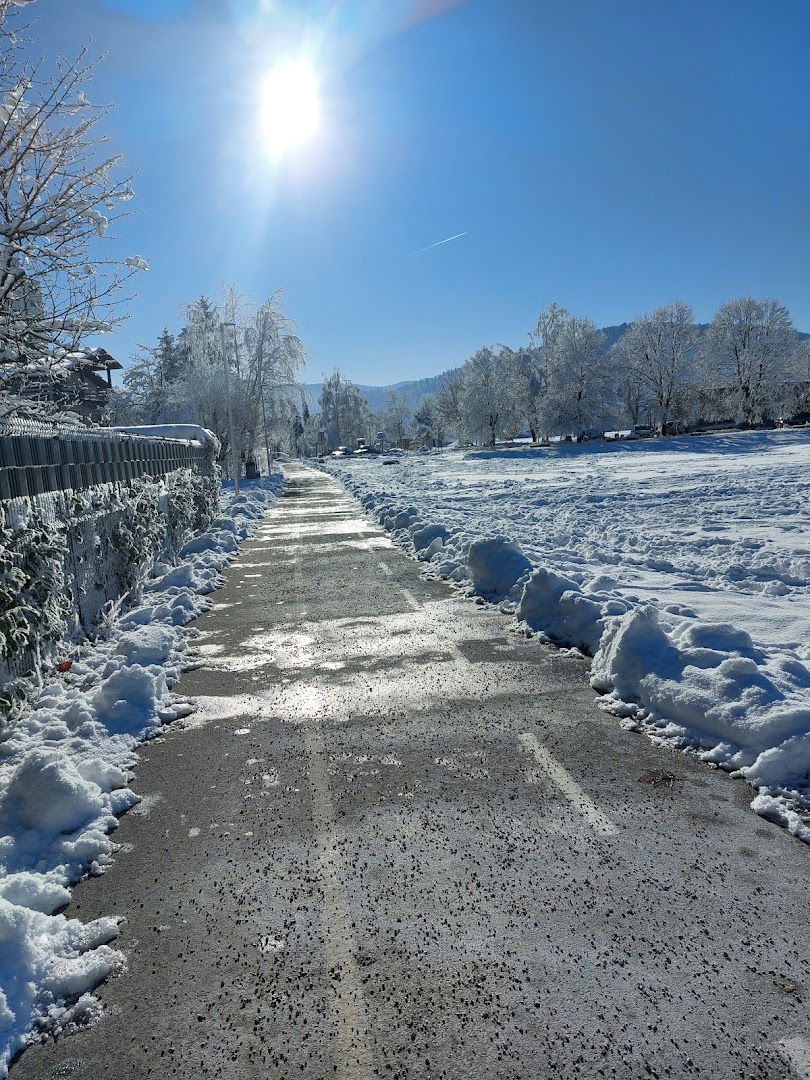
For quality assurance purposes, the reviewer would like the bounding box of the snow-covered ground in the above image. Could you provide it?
[325,429,810,840]
[0,476,282,1077]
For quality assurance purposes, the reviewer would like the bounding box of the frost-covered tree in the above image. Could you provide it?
[457,346,520,447]
[613,303,697,431]
[610,349,654,428]
[0,2,143,380]
[541,313,610,438]
[125,289,305,468]
[530,301,569,354]
[241,290,305,458]
[504,346,544,441]
[791,338,810,419]
[318,369,370,449]
[701,297,798,426]
[434,369,463,434]
[413,393,444,447]
[121,327,180,424]
[383,388,412,444]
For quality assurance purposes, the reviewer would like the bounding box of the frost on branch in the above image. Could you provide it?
[0,1,142,403]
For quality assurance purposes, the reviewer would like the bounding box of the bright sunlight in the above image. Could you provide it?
[258,59,321,158]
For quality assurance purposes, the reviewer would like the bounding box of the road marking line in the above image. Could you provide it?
[376,560,421,611]
[778,1036,810,1079]
[302,717,375,1078]
[290,528,374,1078]
[399,587,421,611]
[517,731,618,836]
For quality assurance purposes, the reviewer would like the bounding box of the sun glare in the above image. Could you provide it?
[258,59,321,158]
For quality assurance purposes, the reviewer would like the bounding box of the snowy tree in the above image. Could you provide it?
[609,345,654,428]
[434,370,463,434]
[134,289,305,468]
[413,393,444,447]
[541,313,610,438]
[613,303,697,432]
[0,4,141,382]
[318,369,370,449]
[502,346,544,441]
[241,290,305,458]
[166,297,227,442]
[701,297,798,426]
[457,347,520,447]
[530,301,569,354]
[791,338,810,419]
[383,389,412,445]
[121,327,181,424]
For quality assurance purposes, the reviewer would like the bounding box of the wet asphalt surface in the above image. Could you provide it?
[12,464,810,1080]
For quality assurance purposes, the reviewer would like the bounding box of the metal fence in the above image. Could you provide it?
[0,416,210,500]
[0,418,217,688]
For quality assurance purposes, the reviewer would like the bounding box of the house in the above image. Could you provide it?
[57,348,122,422]
[0,347,122,424]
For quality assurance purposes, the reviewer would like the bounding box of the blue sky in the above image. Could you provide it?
[33,0,810,384]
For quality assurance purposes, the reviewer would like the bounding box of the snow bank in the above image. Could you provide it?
[0,898,122,1074]
[466,536,531,600]
[0,474,282,1074]
[324,433,810,838]
[591,608,810,792]
[111,424,220,457]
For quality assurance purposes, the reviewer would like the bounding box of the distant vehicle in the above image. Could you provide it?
[629,425,655,439]
[331,446,350,457]
[353,446,371,455]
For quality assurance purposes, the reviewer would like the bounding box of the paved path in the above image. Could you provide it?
[14,464,810,1080]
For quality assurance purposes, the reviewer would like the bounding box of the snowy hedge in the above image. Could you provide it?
[0,460,219,727]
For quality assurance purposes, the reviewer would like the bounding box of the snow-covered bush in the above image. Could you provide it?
[0,515,71,666]
[1,453,220,726]
[110,477,167,593]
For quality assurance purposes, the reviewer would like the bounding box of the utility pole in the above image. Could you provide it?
[220,322,239,497]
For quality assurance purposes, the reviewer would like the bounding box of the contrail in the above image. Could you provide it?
[409,230,468,256]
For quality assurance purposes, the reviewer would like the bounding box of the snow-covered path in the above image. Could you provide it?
[12,465,810,1080]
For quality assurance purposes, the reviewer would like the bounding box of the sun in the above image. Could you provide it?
[258,59,321,158]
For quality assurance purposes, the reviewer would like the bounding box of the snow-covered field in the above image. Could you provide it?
[0,476,282,1076]
[325,429,810,839]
